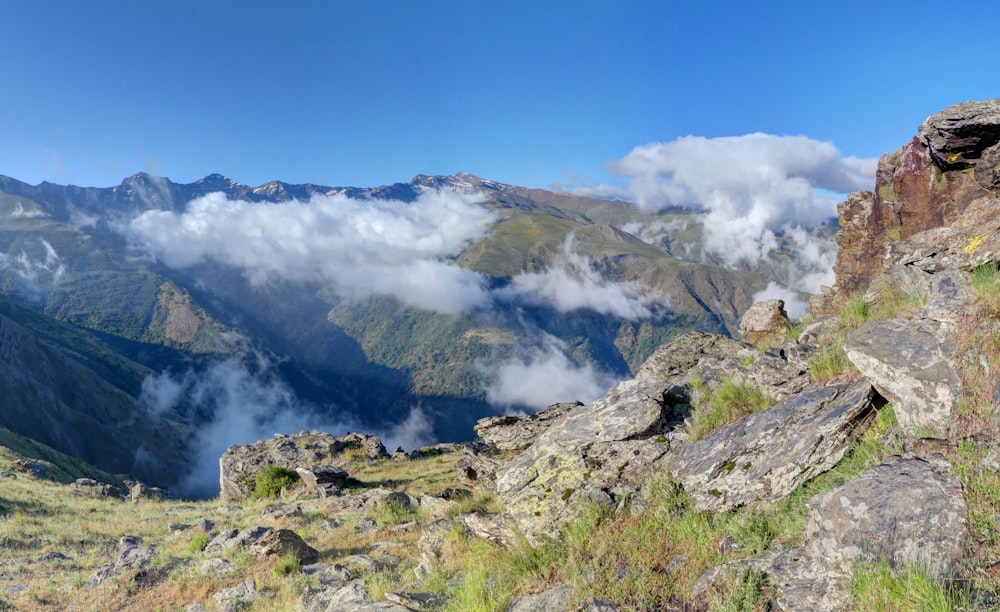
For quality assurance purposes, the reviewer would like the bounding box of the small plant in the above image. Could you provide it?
[250,465,300,500]
[370,497,422,527]
[849,558,972,611]
[971,262,1000,317]
[273,553,301,577]
[689,380,771,441]
[710,569,769,612]
[187,533,209,554]
[808,346,847,383]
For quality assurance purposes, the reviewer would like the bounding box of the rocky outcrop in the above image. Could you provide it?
[474,402,580,451]
[738,299,789,346]
[85,536,155,590]
[204,525,318,563]
[845,319,961,438]
[769,456,967,611]
[219,431,387,501]
[296,466,349,498]
[818,98,1000,307]
[670,381,879,512]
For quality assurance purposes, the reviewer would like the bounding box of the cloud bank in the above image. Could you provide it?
[139,344,434,498]
[126,189,496,315]
[480,333,619,413]
[576,133,876,268]
[496,233,667,319]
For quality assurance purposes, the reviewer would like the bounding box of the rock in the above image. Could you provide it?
[297,578,411,612]
[250,528,318,564]
[295,465,349,498]
[384,591,445,610]
[845,318,961,438]
[204,526,272,554]
[738,299,789,346]
[418,494,455,519]
[344,554,383,572]
[301,562,352,586]
[214,580,258,611]
[507,585,573,611]
[71,478,116,498]
[769,456,968,611]
[474,402,581,451]
[200,558,233,576]
[408,442,462,459]
[220,431,388,501]
[37,551,72,563]
[124,480,169,502]
[456,441,504,493]
[670,381,879,512]
[416,519,463,576]
[16,460,49,480]
[85,535,155,590]
[354,518,377,534]
[262,503,303,519]
[918,98,1000,170]
[459,512,524,549]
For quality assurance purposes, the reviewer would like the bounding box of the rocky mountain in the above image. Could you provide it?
[0,165,820,495]
[1,98,1000,610]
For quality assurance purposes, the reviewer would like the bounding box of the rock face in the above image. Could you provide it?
[769,456,968,611]
[670,381,879,512]
[819,98,1000,307]
[845,319,961,438]
[474,402,580,451]
[738,299,789,346]
[219,431,387,501]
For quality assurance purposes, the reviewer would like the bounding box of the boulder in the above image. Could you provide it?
[918,98,1000,170]
[845,318,961,438]
[295,465,349,498]
[85,536,155,590]
[507,585,574,611]
[738,299,789,346]
[71,478,116,498]
[671,381,878,512]
[214,581,258,612]
[219,431,388,501]
[456,441,504,493]
[769,456,968,611]
[297,578,410,612]
[124,480,169,502]
[250,528,319,564]
[474,402,580,451]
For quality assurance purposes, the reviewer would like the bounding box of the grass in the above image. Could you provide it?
[689,379,772,441]
[808,343,850,383]
[849,559,973,612]
[971,262,1000,317]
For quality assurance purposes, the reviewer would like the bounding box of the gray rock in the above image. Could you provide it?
[845,318,961,437]
[220,431,387,501]
[204,526,272,554]
[918,98,1000,170]
[296,465,349,498]
[37,551,71,563]
[769,455,968,611]
[214,580,258,611]
[344,554,383,572]
[301,562,352,586]
[507,585,573,611]
[456,441,504,493]
[671,381,878,512]
[738,299,789,346]
[84,536,155,590]
[354,518,377,534]
[474,402,580,451]
[262,503,303,519]
[460,512,523,549]
[71,478,116,498]
[200,558,233,576]
[417,494,455,519]
[297,578,410,611]
[249,528,318,564]
[124,480,169,502]
[384,591,445,610]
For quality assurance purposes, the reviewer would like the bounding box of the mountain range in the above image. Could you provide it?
[0,170,832,496]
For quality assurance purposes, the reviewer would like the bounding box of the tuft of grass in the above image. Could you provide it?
[710,569,769,612]
[272,553,301,577]
[250,464,300,500]
[971,262,1000,317]
[849,559,973,612]
[187,533,209,555]
[808,345,849,383]
[689,380,771,441]
[370,497,423,527]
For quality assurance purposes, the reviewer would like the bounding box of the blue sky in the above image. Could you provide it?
[1,1,997,190]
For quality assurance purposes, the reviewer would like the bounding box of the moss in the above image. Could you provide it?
[561,488,576,502]
[877,183,897,202]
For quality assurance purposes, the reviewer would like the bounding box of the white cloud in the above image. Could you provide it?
[585,133,876,269]
[9,201,47,218]
[752,226,838,319]
[1,239,66,297]
[125,189,496,315]
[140,344,435,498]
[481,333,620,412]
[495,233,668,319]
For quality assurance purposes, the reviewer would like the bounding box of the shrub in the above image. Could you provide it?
[187,533,210,554]
[273,553,301,576]
[689,380,771,441]
[250,465,300,500]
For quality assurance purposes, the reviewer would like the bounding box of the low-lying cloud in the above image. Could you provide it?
[0,239,66,298]
[139,345,434,498]
[480,333,620,413]
[574,133,876,269]
[126,189,496,315]
[495,234,668,319]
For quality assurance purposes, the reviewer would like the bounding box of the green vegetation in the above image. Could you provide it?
[272,554,301,577]
[250,465,300,500]
[187,533,210,554]
[710,570,769,612]
[808,346,848,383]
[689,379,772,441]
[971,262,1000,317]
[370,497,423,527]
[849,559,972,612]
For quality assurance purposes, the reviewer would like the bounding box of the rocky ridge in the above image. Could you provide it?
[1,98,1000,610]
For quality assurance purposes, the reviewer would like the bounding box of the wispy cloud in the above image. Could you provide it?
[0,239,66,299]
[125,189,496,315]
[495,233,668,319]
[479,332,619,413]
